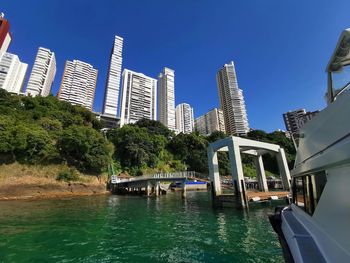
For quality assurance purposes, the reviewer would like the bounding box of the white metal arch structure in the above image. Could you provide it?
[207,136,291,206]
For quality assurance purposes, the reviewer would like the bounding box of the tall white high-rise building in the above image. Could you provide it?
[158,67,175,130]
[0,52,27,94]
[195,108,226,136]
[175,103,194,134]
[58,60,98,110]
[120,69,157,126]
[216,61,249,136]
[102,35,123,117]
[26,47,56,97]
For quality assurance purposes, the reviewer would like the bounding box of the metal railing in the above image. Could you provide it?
[142,171,196,179]
[111,171,204,184]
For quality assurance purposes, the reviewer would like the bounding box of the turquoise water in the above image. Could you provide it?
[0,192,283,262]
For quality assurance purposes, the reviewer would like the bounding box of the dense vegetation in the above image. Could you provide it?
[0,90,112,174]
[107,119,296,177]
[0,90,296,178]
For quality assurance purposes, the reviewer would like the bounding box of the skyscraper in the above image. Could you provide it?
[58,60,98,110]
[102,35,123,117]
[283,109,319,135]
[283,109,306,135]
[216,61,249,136]
[175,103,194,134]
[195,108,226,136]
[0,13,11,55]
[26,47,56,97]
[158,67,175,130]
[120,69,157,126]
[0,52,27,94]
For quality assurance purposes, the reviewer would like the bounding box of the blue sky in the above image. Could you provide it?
[3,0,350,131]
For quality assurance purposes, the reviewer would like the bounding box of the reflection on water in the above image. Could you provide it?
[217,213,228,243]
[0,192,282,262]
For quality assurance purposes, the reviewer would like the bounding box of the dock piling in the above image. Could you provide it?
[182,182,187,199]
[155,182,160,196]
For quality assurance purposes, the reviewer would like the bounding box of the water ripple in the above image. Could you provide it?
[0,192,283,262]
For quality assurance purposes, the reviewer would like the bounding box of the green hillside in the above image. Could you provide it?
[0,89,295,178]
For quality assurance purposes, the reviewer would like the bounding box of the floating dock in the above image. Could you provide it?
[213,189,290,208]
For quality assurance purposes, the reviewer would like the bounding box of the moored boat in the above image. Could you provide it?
[269,28,350,262]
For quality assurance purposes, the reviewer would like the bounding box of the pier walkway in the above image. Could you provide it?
[109,171,205,197]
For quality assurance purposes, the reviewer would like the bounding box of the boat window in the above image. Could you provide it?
[292,172,327,215]
[312,171,327,205]
[304,176,314,215]
[294,177,305,209]
[331,64,350,98]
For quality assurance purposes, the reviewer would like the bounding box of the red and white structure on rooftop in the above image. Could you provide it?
[0,13,11,55]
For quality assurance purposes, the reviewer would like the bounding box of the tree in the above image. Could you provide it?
[108,125,168,175]
[0,90,112,173]
[0,89,297,177]
[133,119,175,139]
[205,131,232,175]
[168,133,208,173]
[207,131,227,143]
[247,129,268,141]
[39,117,63,132]
[0,115,16,162]
[248,129,296,169]
[3,121,59,164]
[58,125,113,173]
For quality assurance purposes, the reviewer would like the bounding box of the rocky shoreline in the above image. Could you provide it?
[0,182,110,201]
[0,163,110,201]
